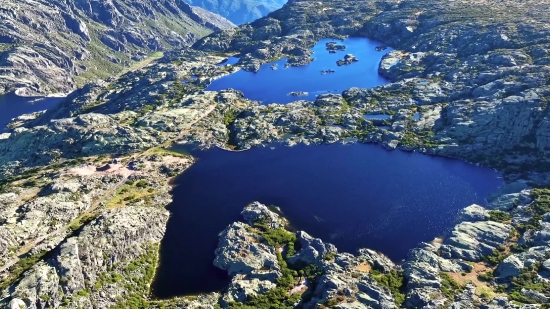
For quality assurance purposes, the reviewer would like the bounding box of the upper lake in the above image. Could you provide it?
[152,143,503,298]
[0,93,64,132]
[206,38,392,104]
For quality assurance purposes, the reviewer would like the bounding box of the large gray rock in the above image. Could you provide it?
[496,246,550,278]
[7,299,26,309]
[357,249,395,273]
[487,182,532,211]
[440,221,512,261]
[404,242,470,294]
[221,274,278,304]
[449,282,477,309]
[405,287,447,309]
[214,222,281,276]
[458,204,490,222]
[215,204,288,306]
[530,221,550,246]
[495,254,524,278]
[305,273,397,309]
[288,231,337,267]
[241,201,285,228]
[480,296,516,309]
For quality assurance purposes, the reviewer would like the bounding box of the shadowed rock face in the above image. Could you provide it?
[185,0,288,25]
[0,0,235,96]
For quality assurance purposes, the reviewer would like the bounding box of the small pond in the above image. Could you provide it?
[151,143,503,298]
[206,38,392,104]
[217,57,240,66]
[0,93,64,132]
[364,114,391,120]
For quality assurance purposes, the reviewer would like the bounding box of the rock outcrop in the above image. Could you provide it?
[213,203,400,309]
[440,221,512,261]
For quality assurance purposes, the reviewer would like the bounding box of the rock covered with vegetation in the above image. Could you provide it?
[210,197,550,308]
[214,202,401,309]
[0,148,196,308]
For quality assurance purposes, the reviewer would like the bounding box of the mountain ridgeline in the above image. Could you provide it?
[185,0,288,25]
[0,0,235,96]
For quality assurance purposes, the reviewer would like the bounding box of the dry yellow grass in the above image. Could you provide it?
[356,262,372,273]
[443,262,501,300]
[119,51,164,76]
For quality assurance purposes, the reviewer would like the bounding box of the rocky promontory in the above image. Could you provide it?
[208,198,550,308]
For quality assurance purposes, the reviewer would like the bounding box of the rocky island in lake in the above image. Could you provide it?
[1,0,550,308]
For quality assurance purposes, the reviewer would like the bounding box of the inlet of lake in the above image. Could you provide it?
[206,38,392,104]
[0,93,64,132]
[152,143,503,298]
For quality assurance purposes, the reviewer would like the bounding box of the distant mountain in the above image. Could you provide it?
[0,0,235,96]
[185,0,287,25]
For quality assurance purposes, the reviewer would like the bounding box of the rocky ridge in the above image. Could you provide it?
[0,0,235,96]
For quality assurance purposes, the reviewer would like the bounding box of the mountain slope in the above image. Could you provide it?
[0,0,235,96]
[185,0,287,25]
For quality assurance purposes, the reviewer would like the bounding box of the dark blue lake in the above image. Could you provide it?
[152,143,503,298]
[0,93,64,131]
[206,38,392,104]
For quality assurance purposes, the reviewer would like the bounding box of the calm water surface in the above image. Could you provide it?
[207,38,392,104]
[0,93,64,131]
[152,143,503,298]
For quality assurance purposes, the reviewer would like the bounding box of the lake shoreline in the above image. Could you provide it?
[152,142,503,298]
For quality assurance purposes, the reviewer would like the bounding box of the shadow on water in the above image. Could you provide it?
[0,93,64,132]
[151,143,503,299]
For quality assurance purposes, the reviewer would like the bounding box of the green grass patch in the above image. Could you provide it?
[483,246,510,266]
[488,210,511,223]
[0,250,49,290]
[509,262,550,304]
[147,147,187,158]
[399,130,438,148]
[369,269,406,306]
